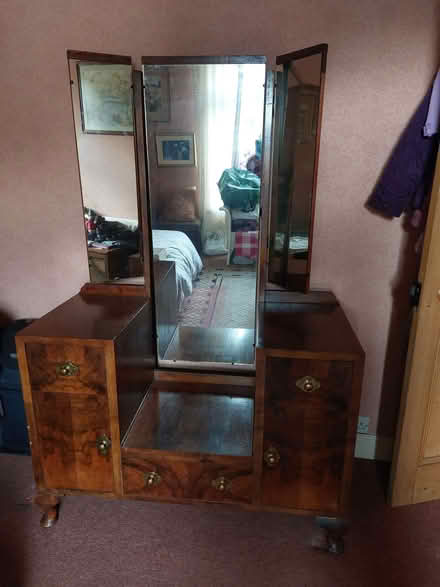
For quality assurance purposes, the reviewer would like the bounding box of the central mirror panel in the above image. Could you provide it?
[143,58,266,371]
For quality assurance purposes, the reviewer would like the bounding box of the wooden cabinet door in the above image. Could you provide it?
[261,356,352,513]
[21,341,114,493]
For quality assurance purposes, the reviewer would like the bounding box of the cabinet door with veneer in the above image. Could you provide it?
[24,341,114,493]
[261,356,353,513]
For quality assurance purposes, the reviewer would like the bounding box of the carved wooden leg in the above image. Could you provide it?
[313,516,348,554]
[34,492,61,528]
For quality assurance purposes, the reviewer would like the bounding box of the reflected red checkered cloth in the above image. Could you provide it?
[234,231,259,259]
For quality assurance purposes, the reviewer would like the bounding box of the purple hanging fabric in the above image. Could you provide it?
[368,78,439,218]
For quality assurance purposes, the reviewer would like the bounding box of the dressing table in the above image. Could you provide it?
[16,45,364,554]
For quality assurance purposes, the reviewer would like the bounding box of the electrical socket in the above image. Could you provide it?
[357,416,370,434]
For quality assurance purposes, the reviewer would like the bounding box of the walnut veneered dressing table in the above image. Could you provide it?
[16,46,364,555]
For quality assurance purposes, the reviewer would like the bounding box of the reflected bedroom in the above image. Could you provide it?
[70,57,266,371]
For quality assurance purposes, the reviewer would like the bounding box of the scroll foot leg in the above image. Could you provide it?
[34,492,61,528]
[313,516,347,555]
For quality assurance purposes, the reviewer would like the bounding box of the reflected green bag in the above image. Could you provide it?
[217,168,260,212]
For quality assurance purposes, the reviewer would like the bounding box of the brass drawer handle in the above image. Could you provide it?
[56,361,79,377]
[296,375,320,393]
[264,446,280,468]
[211,476,231,492]
[144,471,161,487]
[96,434,111,456]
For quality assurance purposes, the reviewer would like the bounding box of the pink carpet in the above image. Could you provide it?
[1,456,440,586]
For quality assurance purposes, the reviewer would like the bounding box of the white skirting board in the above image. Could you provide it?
[354,433,394,461]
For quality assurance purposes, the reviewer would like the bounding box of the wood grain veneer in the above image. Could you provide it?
[18,294,148,340]
[261,357,353,513]
[259,301,364,358]
[122,449,253,504]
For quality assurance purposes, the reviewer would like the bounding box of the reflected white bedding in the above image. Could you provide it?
[152,229,203,306]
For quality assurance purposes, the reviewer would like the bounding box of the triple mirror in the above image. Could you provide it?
[68,46,327,372]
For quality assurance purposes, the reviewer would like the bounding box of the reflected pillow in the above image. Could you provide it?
[159,189,197,222]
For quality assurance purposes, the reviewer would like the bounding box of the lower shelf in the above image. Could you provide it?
[161,326,255,368]
[122,384,254,457]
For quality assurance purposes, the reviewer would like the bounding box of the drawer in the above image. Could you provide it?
[265,356,353,404]
[25,342,107,394]
[122,449,253,504]
[262,357,353,512]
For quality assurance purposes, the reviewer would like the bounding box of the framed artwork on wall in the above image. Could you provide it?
[77,63,133,135]
[144,69,170,122]
[155,133,196,167]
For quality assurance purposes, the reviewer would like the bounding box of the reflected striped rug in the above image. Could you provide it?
[177,270,223,327]
[178,267,256,329]
[210,269,256,329]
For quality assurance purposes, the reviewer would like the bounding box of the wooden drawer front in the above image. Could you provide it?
[262,357,353,513]
[122,450,253,504]
[26,342,106,395]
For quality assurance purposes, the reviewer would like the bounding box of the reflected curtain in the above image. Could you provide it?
[196,65,265,253]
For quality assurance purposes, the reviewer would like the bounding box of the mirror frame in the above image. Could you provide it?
[267,43,328,293]
[67,50,149,297]
[141,55,268,367]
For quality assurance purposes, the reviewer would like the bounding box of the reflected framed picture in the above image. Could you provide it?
[77,63,133,135]
[144,69,170,122]
[155,133,196,167]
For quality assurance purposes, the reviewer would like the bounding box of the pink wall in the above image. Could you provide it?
[1,0,439,437]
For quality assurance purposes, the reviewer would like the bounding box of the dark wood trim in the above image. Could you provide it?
[122,446,253,464]
[132,70,144,275]
[104,341,123,496]
[252,348,266,504]
[133,70,154,299]
[276,44,328,70]
[66,58,92,282]
[40,483,342,517]
[152,375,254,398]
[67,50,132,64]
[153,369,255,387]
[257,69,275,305]
[263,348,362,361]
[266,70,286,289]
[142,55,266,65]
[15,339,46,489]
[304,67,327,288]
[279,65,291,286]
[339,356,365,513]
